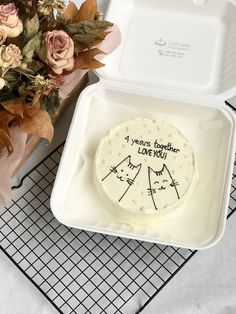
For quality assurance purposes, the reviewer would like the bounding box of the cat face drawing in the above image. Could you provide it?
[102,155,142,202]
[148,164,180,210]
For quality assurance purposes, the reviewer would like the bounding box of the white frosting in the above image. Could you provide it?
[93,118,197,221]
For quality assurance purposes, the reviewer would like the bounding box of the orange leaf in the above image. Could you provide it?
[73,48,105,70]
[76,0,97,22]
[63,2,79,22]
[20,107,54,143]
[63,1,97,23]
[0,129,13,155]
[0,111,16,135]
[1,98,24,118]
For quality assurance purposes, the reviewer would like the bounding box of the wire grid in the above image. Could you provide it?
[0,144,235,314]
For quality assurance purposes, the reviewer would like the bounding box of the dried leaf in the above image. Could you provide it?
[66,20,112,53]
[28,60,45,73]
[22,31,42,57]
[1,98,24,118]
[63,2,79,22]
[0,111,16,135]
[0,129,13,155]
[42,90,60,117]
[24,14,39,40]
[20,107,54,143]
[23,50,34,63]
[0,111,16,155]
[77,0,97,21]
[73,48,105,70]
[66,20,112,35]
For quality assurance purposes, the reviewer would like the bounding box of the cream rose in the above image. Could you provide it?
[0,27,7,45]
[0,44,22,69]
[0,77,5,90]
[38,30,75,75]
[0,3,23,38]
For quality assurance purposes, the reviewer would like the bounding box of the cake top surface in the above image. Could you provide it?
[94,118,196,213]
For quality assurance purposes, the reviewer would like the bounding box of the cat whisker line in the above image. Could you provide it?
[110,166,118,174]
[147,188,156,196]
[127,179,135,186]
[128,163,135,169]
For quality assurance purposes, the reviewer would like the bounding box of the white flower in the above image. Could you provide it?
[0,77,5,90]
[0,3,23,38]
[0,44,23,69]
[0,27,7,45]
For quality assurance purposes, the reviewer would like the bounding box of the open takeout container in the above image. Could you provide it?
[51,0,236,249]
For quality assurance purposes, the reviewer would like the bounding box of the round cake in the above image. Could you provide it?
[93,118,197,222]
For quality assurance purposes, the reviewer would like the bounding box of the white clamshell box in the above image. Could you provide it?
[51,0,236,249]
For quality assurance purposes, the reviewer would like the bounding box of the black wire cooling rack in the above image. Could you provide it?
[0,142,236,314]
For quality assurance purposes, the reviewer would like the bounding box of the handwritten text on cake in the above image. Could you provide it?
[124,136,180,160]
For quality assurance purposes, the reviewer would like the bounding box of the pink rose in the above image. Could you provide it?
[39,30,75,75]
[0,3,17,19]
[0,3,23,38]
[0,27,7,45]
[0,44,22,69]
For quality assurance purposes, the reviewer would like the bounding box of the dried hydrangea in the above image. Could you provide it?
[38,0,65,16]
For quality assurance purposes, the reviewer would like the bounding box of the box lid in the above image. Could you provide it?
[97,0,236,102]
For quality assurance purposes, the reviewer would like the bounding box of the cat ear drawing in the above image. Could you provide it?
[102,155,142,202]
[147,164,180,210]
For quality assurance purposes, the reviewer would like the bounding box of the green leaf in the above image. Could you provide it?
[66,20,113,53]
[42,90,60,117]
[22,31,42,57]
[23,50,34,63]
[24,14,40,40]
